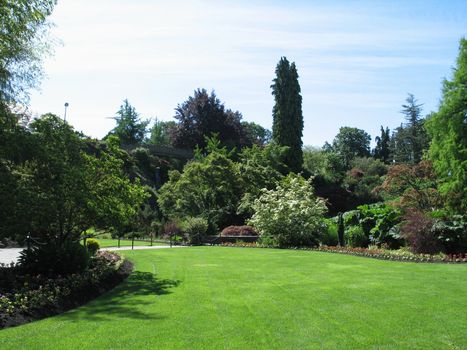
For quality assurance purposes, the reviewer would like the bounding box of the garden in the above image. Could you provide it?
[0,1,466,349]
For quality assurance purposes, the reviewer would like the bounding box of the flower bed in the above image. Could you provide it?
[0,251,133,329]
[219,242,467,263]
[313,246,466,263]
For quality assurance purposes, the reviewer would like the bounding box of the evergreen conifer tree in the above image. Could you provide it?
[271,57,304,173]
[400,93,428,163]
[374,126,391,163]
[108,99,149,146]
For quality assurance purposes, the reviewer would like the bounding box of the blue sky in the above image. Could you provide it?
[29,0,466,147]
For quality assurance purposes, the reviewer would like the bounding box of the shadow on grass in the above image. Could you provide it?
[61,271,181,322]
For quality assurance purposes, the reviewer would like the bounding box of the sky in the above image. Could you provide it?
[29,0,466,147]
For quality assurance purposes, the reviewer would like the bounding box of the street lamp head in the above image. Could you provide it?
[64,102,69,107]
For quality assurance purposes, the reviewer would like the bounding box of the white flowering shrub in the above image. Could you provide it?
[247,175,327,247]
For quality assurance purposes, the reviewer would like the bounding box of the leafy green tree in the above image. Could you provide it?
[236,143,289,217]
[157,137,243,232]
[330,127,371,168]
[303,146,352,215]
[0,0,56,104]
[171,89,246,150]
[241,121,272,146]
[303,146,348,182]
[107,99,149,146]
[147,119,176,146]
[375,161,442,212]
[85,136,149,234]
[303,146,328,177]
[373,126,391,163]
[247,174,327,247]
[344,157,387,204]
[0,115,147,247]
[271,57,304,172]
[426,38,467,213]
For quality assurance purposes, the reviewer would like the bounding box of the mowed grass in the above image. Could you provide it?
[1,247,466,350]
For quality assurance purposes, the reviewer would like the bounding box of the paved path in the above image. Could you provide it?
[0,248,23,264]
[0,245,186,265]
[100,245,187,251]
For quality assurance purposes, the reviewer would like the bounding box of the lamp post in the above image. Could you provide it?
[64,102,69,122]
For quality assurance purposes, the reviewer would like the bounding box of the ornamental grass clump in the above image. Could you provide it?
[247,174,327,247]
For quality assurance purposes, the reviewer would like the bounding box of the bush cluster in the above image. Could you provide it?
[325,203,402,249]
[181,217,209,245]
[161,218,209,245]
[345,225,368,248]
[220,226,258,237]
[18,241,90,275]
[0,251,131,329]
[247,175,327,247]
[401,212,467,254]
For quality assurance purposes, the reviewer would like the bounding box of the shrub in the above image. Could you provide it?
[358,203,402,249]
[163,221,183,240]
[247,174,327,247]
[86,238,100,255]
[257,235,277,247]
[401,211,441,254]
[343,210,360,227]
[18,241,90,275]
[181,217,208,245]
[320,219,338,246]
[432,214,467,254]
[0,252,131,329]
[220,226,258,237]
[345,225,368,248]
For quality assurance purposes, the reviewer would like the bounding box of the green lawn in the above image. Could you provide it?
[96,238,166,248]
[1,247,466,349]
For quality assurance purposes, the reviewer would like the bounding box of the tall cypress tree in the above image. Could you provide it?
[271,57,304,173]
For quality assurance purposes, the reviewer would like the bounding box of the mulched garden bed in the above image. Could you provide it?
[0,251,133,329]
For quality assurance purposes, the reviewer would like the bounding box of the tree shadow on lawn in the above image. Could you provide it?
[61,271,181,322]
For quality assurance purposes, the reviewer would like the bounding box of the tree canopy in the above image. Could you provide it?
[171,89,247,151]
[0,114,148,244]
[426,38,467,213]
[157,137,243,232]
[329,126,371,168]
[0,0,56,104]
[148,119,176,146]
[107,99,149,146]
